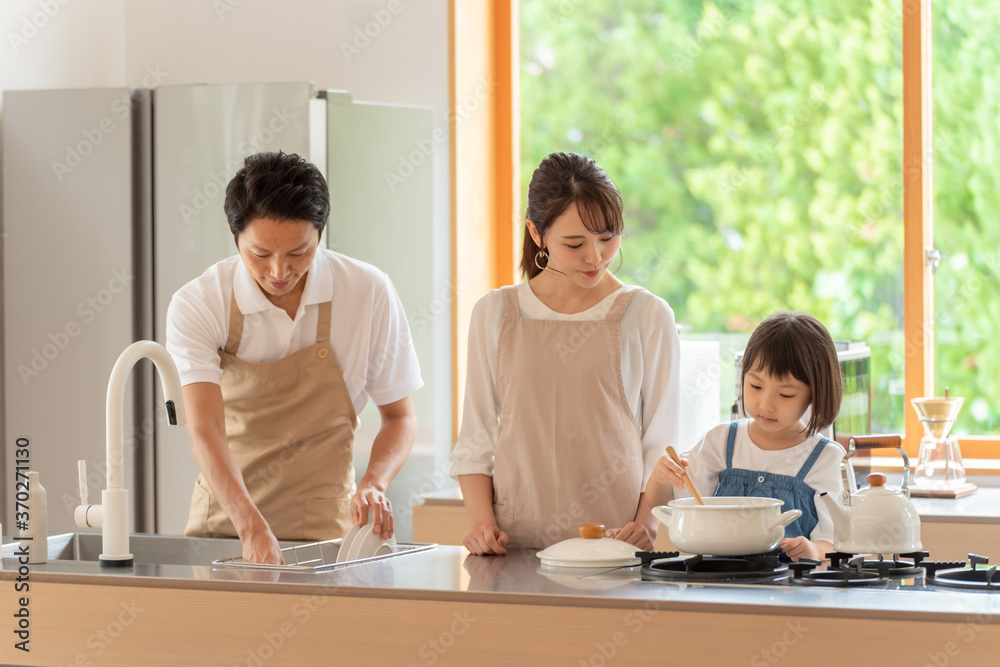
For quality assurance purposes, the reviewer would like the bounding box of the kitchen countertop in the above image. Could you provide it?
[5,542,1000,623]
[910,486,1000,523]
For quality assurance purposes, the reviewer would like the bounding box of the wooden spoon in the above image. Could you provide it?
[666,446,704,505]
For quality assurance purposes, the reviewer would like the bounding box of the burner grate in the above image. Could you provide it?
[789,556,890,588]
[638,550,789,583]
[927,553,999,591]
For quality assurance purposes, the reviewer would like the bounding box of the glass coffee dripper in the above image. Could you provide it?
[910,395,966,489]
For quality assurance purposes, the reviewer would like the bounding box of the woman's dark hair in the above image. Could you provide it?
[520,152,624,279]
[740,311,843,436]
[224,151,330,243]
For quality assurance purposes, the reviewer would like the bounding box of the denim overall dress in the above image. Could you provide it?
[714,421,827,539]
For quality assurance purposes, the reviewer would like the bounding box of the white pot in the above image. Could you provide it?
[651,497,802,556]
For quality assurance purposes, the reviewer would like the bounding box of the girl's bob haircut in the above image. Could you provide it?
[740,310,843,436]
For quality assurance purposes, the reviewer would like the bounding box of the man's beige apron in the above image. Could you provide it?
[185,291,356,541]
[493,285,644,549]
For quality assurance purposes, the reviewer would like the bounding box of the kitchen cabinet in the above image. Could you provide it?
[2,544,999,666]
[412,490,472,546]
[911,488,1000,561]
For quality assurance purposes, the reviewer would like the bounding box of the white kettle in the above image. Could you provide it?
[818,472,922,554]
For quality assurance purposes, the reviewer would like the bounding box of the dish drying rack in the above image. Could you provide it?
[213,538,437,572]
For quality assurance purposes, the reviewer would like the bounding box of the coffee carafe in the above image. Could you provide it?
[910,391,975,495]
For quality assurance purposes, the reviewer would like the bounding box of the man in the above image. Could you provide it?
[166,151,421,564]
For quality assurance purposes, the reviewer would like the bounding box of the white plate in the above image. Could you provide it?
[350,525,396,560]
[346,524,375,560]
[336,524,363,563]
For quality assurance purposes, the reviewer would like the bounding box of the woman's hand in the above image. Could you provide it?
[606,522,653,551]
[650,452,688,489]
[780,537,825,562]
[463,522,510,556]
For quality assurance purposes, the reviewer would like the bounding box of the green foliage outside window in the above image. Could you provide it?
[520,0,1000,436]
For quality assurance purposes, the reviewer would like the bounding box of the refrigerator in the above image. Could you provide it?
[2,83,437,539]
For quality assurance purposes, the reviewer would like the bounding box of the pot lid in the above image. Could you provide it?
[536,523,642,568]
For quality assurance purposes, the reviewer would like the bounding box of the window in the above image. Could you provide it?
[516,0,995,457]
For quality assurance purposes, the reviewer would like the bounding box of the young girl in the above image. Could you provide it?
[450,152,681,555]
[647,310,850,562]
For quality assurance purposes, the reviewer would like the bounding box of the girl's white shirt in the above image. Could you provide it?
[678,419,858,544]
[450,280,681,488]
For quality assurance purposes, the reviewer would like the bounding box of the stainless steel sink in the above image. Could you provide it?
[1,532,436,570]
[2,532,246,566]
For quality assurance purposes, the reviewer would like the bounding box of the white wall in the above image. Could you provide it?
[1,0,453,539]
[123,0,446,107]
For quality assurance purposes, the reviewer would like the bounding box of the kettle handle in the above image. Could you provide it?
[651,506,673,526]
[766,509,803,532]
[836,434,902,451]
[835,433,910,501]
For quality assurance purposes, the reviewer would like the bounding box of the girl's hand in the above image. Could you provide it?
[780,537,823,562]
[651,452,688,489]
[606,523,653,551]
[463,522,510,556]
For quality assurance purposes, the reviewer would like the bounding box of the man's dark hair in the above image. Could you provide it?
[224,151,329,243]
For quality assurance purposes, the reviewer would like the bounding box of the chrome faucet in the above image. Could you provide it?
[75,341,186,566]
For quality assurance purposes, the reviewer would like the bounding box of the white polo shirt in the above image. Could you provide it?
[165,248,423,419]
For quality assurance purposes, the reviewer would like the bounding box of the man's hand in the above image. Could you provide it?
[183,383,284,564]
[241,521,284,564]
[351,486,394,539]
[351,396,417,540]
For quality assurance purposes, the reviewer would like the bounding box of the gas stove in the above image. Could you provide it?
[634,550,1000,592]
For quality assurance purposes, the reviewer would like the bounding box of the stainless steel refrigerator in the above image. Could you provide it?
[2,83,436,538]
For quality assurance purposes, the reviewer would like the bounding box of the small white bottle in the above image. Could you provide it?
[19,471,47,564]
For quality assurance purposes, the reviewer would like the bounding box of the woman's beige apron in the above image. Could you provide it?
[493,285,644,548]
[185,290,356,541]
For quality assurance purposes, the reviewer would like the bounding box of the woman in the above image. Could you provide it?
[450,152,680,554]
